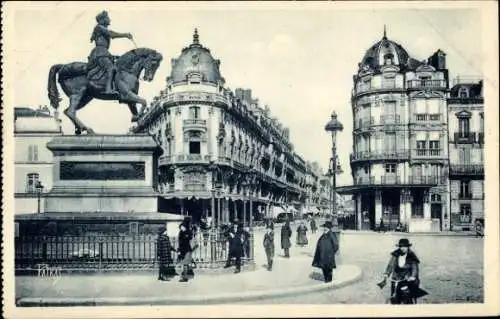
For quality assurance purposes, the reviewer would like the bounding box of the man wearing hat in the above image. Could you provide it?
[89,10,133,94]
[263,223,275,271]
[377,238,428,303]
[312,221,339,283]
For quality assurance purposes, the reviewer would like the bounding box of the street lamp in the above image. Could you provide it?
[324,111,343,228]
[35,180,44,214]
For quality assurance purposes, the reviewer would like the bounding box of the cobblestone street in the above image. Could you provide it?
[241,230,483,304]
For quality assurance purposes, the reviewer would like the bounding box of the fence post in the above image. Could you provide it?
[99,236,104,271]
[41,236,48,262]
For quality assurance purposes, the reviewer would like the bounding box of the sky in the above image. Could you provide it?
[7,1,487,186]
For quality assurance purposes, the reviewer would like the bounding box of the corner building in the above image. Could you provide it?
[340,32,450,232]
[134,30,311,225]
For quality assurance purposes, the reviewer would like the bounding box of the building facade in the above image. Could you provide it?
[448,79,484,230]
[339,31,450,232]
[14,106,63,214]
[134,30,319,225]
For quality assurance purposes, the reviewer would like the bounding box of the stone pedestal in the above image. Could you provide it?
[44,134,160,214]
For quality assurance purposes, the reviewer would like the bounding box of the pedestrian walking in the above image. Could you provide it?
[311,220,339,283]
[224,222,244,273]
[377,238,428,304]
[178,217,196,282]
[156,226,177,281]
[281,219,292,258]
[263,223,275,271]
[378,217,385,232]
[296,221,309,247]
[310,217,317,233]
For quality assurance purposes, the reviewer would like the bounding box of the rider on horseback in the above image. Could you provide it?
[89,10,133,94]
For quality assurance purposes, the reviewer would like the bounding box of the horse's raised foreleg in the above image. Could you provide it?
[120,90,147,122]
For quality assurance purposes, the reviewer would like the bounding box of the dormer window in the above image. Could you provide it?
[459,87,469,98]
[187,72,202,84]
[384,53,394,65]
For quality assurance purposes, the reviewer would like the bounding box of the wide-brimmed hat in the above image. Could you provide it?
[158,226,166,234]
[396,238,412,247]
[321,221,334,229]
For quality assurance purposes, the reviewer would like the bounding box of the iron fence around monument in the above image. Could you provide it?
[15,231,253,273]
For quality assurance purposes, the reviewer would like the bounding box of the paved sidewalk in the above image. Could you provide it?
[16,255,362,305]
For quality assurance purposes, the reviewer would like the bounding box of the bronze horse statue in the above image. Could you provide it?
[47,48,163,135]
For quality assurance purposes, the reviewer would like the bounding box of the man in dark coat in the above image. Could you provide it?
[312,221,339,283]
[263,224,275,271]
[224,222,244,273]
[281,219,292,257]
[178,217,195,282]
[156,226,177,281]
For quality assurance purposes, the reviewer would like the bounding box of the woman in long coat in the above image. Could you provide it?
[178,217,195,282]
[312,221,339,283]
[156,226,177,281]
[296,222,309,247]
[310,217,317,233]
[281,220,292,258]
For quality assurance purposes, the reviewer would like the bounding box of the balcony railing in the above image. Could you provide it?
[158,154,211,166]
[355,83,403,96]
[450,164,484,176]
[407,79,447,90]
[453,132,477,144]
[413,114,441,122]
[183,119,207,131]
[355,117,374,129]
[350,150,410,162]
[354,175,441,186]
[412,149,442,157]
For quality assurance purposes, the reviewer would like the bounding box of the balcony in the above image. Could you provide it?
[453,132,477,144]
[355,117,374,130]
[183,119,207,132]
[158,154,211,166]
[413,114,442,123]
[407,79,447,90]
[354,82,404,96]
[163,92,228,105]
[354,175,441,187]
[450,164,484,176]
[350,150,410,163]
[411,149,443,158]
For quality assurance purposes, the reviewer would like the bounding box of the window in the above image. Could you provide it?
[416,140,426,156]
[459,204,472,223]
[364,166,369,174]
[189,106,200,119]
[384,53,394,65]
[459,88,469,98]
[419,76,431,84]
[189,141,200,154]
[458,118,470,137]
[431,194,442,202]
[459,148,471,164]
[460,180,471,198]
[416,114,427,121]
[385,163,396,173]
[26,173,39,193]
[384,133,396,152]
[429,114,440,121]
[129,222,139,235]
[429,140,440,156]
[28,145,38,162]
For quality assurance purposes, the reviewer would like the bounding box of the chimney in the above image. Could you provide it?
[243,89,252,104]
[235,88,244,101]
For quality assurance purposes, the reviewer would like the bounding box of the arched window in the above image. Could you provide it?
[26,173,40,193]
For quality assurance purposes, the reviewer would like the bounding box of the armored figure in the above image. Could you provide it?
[89,11,133,94]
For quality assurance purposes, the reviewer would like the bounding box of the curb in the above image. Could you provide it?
[16,265,363,306]
[340,230,481,237]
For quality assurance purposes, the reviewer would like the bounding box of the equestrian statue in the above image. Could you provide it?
[47,10,163,135]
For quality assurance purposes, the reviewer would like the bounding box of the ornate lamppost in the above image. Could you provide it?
[35,180,44,214]
[324,111,343,228]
